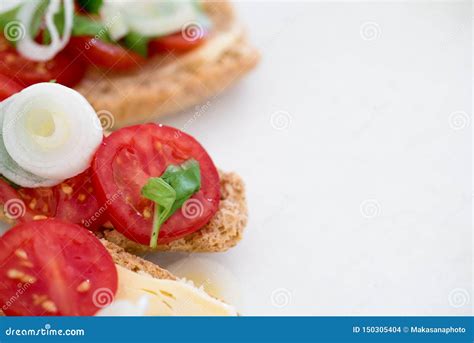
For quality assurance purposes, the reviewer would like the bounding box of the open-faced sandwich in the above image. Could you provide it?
[0,219,237,316]
[0,82,247,253]
[0,0,259,127]
[0,82,248,315]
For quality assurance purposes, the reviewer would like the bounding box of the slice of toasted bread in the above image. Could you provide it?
[101,239,176,280]
[75,1,260,128]
[102,170,248,253]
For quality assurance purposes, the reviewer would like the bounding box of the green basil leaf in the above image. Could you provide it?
[0,6,19,30]
[77,0,104,14]
[0,6,20,47]
[161,159,201,220]
[141,177,176,248]
[141,159,201,248]
[0,1,48,47]
[72,15,111,42]
[122,31,150,57]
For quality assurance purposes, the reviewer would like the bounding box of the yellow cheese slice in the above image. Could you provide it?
[115,265,237,316]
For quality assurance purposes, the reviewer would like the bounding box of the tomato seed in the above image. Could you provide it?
[32,294,48,306]
[21,275,36,284]
[41,300,58,313]
[143,208,152,219]
[33,215,48,220]
[61,184,73,195]
[6,269,24,280]
[29,199,37,210]
[14,249,28,260]
[76,280,91,293]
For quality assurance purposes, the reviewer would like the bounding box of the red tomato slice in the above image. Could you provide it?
[0,74,22,101]
[67,37,144,71]
[0,36,86,87]
[149,31,207,55]
[0,179,36,223]
[55,171,105,230]
[92,124,220,245]
[0,219,117,316]
[0,169,106,230]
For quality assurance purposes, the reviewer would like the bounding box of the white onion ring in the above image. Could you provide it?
[2,83,103,180]
[0,98,60,187]
[16,0,74,62]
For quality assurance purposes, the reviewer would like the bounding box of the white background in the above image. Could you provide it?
[156,1,472,316]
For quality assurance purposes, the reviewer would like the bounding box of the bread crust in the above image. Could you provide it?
[101,239,176,280]
[75,1,260,128]
[103,170,248,253]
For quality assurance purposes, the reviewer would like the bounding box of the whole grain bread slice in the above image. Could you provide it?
[101,239,176,280]
[75,1,260,128]
[102,170,247,253]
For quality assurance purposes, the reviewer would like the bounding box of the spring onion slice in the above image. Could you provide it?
[2,83,103,181]
[100,0,205,40]
[0,98,60,187]
[16,0,74,62]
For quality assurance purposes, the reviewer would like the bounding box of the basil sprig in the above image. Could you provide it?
[77,0,104,14]
[0,3,47,46]
[141,159,201,248]
[0,6,19,31]
[72,15,112,42]
[123,32,150,57]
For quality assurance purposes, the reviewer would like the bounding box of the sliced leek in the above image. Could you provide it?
[100,0,207,40]
[0,99,60,187]
[2,83,103,181]
[16,0,74,62]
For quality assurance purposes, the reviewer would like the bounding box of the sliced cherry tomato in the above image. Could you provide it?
[55,171,105,230]
[0,36,86,87]
[67,37,145,71]
[92,124,221,245]
[0,169,106,230]
[149,31,207,55]
[0,179,36,223]
[0,74,23,101]
[0,219,117,316]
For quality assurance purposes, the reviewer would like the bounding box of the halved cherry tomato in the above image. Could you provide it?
[67,37,145,71]
[0,178,36,223]
[0,36,86,87]
[0,219,118,316]
[149,31,207,55]
[0,169,106,230]
[0,74,22,101]
[92,124,221,245]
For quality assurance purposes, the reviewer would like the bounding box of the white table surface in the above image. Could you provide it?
[156,1,472,316]
[1,1,471,316]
